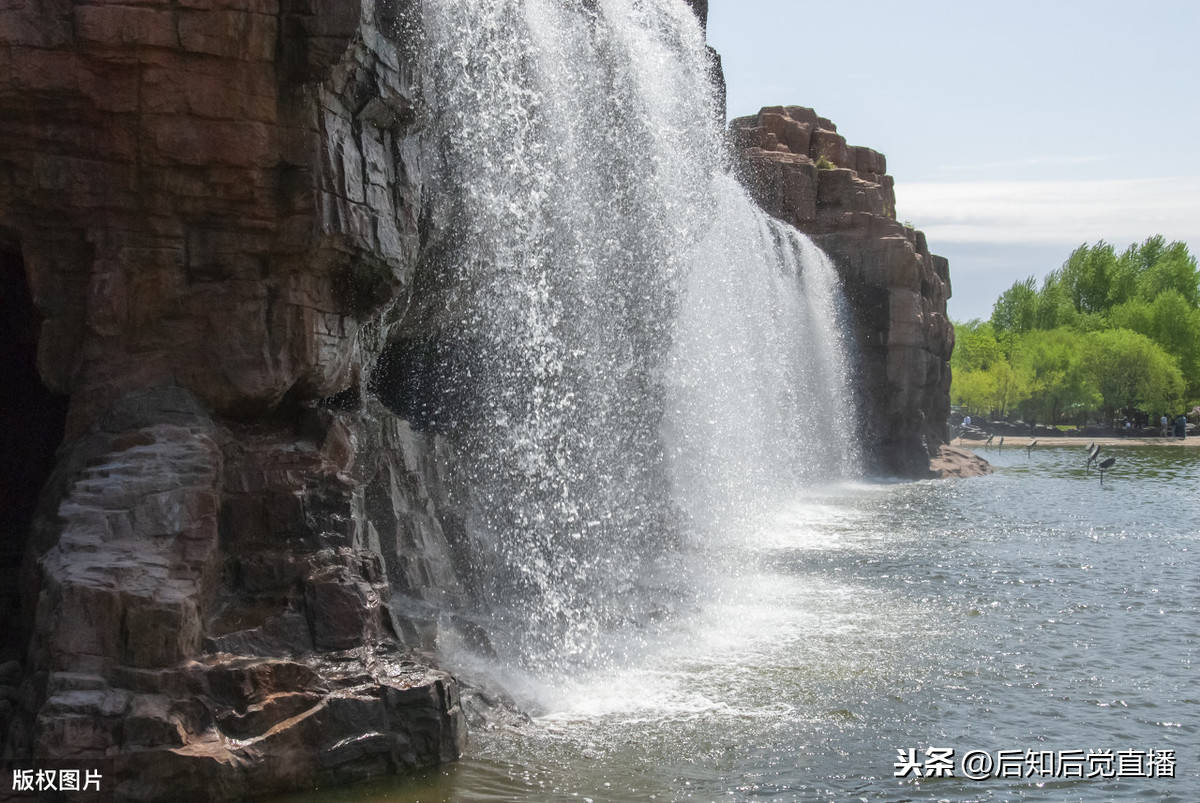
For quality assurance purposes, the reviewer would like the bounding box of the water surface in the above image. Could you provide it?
[283,445,1198,802]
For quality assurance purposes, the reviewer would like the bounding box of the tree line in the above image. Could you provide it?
[951,236,1199,426]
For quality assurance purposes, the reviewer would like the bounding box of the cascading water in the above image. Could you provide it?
[415,0,861,677]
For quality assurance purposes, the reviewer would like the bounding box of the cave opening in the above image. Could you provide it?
[1,241,68,659]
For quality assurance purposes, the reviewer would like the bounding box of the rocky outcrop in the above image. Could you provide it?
[1,0,947,797]
[0,0,473,797]
[730,107,955,477]
[929,445,993,479]
[1,0,731,795]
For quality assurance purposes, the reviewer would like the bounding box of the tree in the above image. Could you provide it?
[950,235,1200,426]
[1033,275,1079,330]
[1147,290,1200,394]
[951,367,998,417]
[1108,297,1154,335]
[1082,329,1185,417]
[950,319,1002,372]
[1109,291,1200,396]
[1137,239,1200,306]
[987,359,1031,418]
[990,276,1038,334]
[1058,241,1119,315]
[1013,328,1100,425]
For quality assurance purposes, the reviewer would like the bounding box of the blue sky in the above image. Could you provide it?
[707,0,1200,321]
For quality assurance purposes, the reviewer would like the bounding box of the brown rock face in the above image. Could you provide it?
[0,0,471,797]
[731,106,955,477]
[929,445,993,479]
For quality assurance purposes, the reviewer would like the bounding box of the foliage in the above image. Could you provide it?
[950,319,1001,372]
[1012,328,1100,424]
[951,365,998,417]
[990,276,1038,334]
[1082,329,1185,414]
[1058,240,1120,314]
[953,235,1200,423]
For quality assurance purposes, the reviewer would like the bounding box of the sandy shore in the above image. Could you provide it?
[957,435,1196,448]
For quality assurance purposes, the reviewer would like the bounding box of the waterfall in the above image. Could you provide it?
[414,0,860,675]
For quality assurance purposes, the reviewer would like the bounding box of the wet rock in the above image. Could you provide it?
[731,106,954,477]
[1,0,476,797]
[685,0,709,29]
[929,445,994,479]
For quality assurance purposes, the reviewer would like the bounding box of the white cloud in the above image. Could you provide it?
[933,155,1113,173]
[897,177,1200,248]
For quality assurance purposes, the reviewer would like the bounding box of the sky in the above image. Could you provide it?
[706,0,1200,321]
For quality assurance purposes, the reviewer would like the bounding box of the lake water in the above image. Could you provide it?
[293,444,1199,802]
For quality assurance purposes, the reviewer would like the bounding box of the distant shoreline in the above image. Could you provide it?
[957,435,1197,448]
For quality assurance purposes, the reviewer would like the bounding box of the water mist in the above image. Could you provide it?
[414,0,860,678]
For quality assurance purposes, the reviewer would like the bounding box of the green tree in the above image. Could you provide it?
[952,236,1200,424]
[1147,290,1200,393]
[1058,241,1119,315]
[1107,243,1143,308]
[1033,275,1079,330]
[1137,239,1200,306]
[987,359,1031,418]
[1083,329,1185,417]
[1013,328,1100,424]
[1108,297,1155,341]
[951,319,1002,372]
[951,367,998,417]
[1109,291,1200,395]
[990,276,1038,333]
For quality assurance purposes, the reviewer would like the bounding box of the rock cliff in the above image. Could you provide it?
[0,0,470,798]
[730,106,955,476]
[0,1,954,799]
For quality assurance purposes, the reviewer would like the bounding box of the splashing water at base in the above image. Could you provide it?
[277,448,1199,802]
[416,0,860,678]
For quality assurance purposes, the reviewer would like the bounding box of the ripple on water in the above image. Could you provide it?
[279,448,1199,802]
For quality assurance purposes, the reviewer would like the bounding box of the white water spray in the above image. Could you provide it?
[416,0,860,675]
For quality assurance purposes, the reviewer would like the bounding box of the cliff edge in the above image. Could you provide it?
[730,106,956,477]
[0,2,960,799]
[0,0,471,798]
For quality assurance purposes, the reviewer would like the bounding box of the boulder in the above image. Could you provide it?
[930,445,994,479]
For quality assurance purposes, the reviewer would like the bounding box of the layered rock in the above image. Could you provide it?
[0,0,950,797]
[1,0,729,795]
[730,106,955,476]
[0,0,472,797]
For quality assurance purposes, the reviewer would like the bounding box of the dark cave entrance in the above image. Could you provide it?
[1,241,68,658]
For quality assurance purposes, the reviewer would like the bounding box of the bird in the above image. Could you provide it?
[985,434,995,448]
[1026,438,1039,457]
[1086,443,1101,472]
[1098,456,1116,485]
[998,436,1005,452]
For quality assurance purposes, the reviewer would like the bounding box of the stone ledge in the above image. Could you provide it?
[929,445,993,479]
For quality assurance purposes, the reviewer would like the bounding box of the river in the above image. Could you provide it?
[282,444,1198,802]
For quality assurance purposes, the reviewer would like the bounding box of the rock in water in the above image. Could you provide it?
[929,445,994,479]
